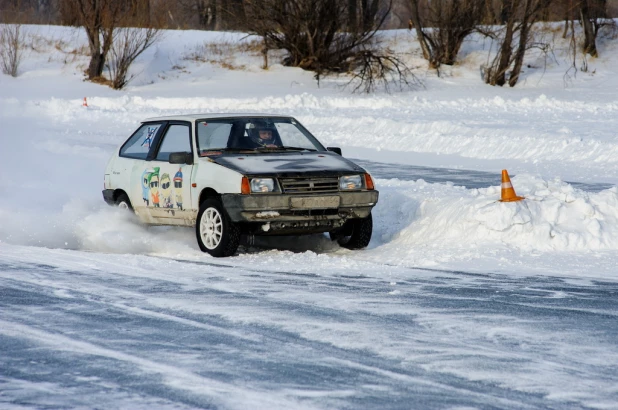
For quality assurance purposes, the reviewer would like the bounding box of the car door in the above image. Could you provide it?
[144,121,195,225]
[111,121,165,223]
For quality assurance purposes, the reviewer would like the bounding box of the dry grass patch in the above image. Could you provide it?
[182,39,261,71]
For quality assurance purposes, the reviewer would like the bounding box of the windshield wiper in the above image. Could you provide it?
[200,148,247,154]
[280,146,317,151]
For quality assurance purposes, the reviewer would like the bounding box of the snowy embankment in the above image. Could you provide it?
[8,92,618,181]
[1,24,618,278]
[373,176,618,253]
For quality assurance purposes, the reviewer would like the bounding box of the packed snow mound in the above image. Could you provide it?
[372,174,618,254]
[2,175,616,261]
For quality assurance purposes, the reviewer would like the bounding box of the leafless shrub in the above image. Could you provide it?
[409,0,485,69]
[243,0,419,92]
[0,23,25,77]
[244,0,390,71]
[106,26,162,89]
[346,48,422,93]
[563,17,615,85]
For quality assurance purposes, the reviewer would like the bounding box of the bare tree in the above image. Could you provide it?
[483,0,551,86]
[348,0,359,31]
[57,0,159,82]
[409,0,485,69]
[174,0,244,30]
[0,23,25,76]
[0,0,56,23]
[58,0,124,80]
[580,0,597,55]
[578,0,612,57]
[106,26,161,89]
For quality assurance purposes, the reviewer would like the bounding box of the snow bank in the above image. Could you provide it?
[2,174,618,268]
[370,174,618,259]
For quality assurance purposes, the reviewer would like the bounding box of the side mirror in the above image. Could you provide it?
[327,147,342,156]
[169,152,194,165]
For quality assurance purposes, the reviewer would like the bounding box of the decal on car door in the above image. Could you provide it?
[138,165,193,224]
[173,167,184,211]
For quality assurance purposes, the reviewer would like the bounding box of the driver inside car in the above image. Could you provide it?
[249,124,280,148]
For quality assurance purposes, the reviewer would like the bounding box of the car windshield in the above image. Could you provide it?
[196,117,326,155]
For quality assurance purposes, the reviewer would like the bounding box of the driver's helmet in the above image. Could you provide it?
[248,120,277,146]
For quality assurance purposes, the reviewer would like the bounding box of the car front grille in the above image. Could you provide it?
[279,177,339,194]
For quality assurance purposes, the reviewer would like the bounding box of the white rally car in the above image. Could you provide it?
[103,114,379,257]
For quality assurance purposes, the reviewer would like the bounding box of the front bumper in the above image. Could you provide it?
[221,190,379,224]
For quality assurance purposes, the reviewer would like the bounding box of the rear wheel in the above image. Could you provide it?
[196,198,241,257]
[330,213,373,249]
[115,192,133,211]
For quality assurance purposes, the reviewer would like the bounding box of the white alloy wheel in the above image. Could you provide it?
[200,207,224,249]
[195,198,241,257]
[117,201,129,210]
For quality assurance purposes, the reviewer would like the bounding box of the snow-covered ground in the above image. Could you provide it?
[2,24,618,277]
[1,24,618,409]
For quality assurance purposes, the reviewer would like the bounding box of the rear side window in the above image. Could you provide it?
[120,123,162,159]
[155,124,192,161]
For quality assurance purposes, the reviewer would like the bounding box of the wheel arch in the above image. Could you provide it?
[113,189,130,202]
[198,187,220,206]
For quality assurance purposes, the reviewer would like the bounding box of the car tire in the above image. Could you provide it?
[196,198,241,257]
[115,192,133,211]
[330,213,373,250]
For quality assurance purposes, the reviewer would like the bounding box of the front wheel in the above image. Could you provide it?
[329,213,373,249]
[196,198,241,257]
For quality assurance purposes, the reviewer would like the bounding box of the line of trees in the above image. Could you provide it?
[0,0,616,89]
[1,0,615,31]
[408,0,614,86]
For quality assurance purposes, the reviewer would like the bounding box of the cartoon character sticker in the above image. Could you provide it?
[161,173,173,208]
[141,169,152,206]
[174,168,183,211]
[148,167,161,207]
[141,166,184,212]
[141,126,158,149]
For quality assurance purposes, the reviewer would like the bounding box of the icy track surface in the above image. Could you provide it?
[1,245,618,409]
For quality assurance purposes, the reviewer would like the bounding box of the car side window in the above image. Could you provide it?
[119,123,162,159]
[155,124,191,161]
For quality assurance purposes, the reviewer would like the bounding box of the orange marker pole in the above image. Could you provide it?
[500,169,525,202]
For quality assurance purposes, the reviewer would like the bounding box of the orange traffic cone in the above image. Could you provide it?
[82,97,88,107]
[500,169,524,202]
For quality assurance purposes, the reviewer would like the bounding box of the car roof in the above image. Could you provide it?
[143,113,293,122]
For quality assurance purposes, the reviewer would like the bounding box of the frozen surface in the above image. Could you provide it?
[1,245,618,409]
[1,23,618,408]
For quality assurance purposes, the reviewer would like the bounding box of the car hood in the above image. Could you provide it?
[208,151,366,177]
